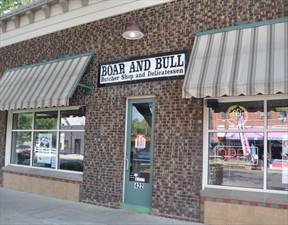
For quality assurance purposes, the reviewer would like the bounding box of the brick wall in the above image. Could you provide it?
[0,0,287,221]
[0,112,6,187]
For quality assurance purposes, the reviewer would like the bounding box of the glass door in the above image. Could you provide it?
[123,98,155,212]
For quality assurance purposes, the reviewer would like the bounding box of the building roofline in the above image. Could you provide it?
[0,0,55,21]
[0,0,172,47]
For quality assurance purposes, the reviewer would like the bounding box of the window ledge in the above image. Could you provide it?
[201,188,288,205]
[2,165,83,183]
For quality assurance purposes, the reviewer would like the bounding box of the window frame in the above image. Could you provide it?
[203,95,288,194]
[5,106,85,174]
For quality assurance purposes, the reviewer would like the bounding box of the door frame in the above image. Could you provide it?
[121,96,156,213]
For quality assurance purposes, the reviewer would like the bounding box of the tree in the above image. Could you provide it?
[132,119,149,135]
[0,0,34,16]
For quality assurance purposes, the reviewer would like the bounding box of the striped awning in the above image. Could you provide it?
[183,18,288,98]
[0,52,93,110]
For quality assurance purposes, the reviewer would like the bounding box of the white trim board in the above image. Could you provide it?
[0,0,172,48]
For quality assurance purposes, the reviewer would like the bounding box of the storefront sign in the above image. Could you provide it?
[135,177,145,182]
[99,51,187,85]
[37,133,53,164]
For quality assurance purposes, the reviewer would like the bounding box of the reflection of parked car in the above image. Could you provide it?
[17,144,30,148]
[59,154,83,171]
[16,144,31,164]
[134,151,151,161]
[16,144,31,150]
[270,159,288,169]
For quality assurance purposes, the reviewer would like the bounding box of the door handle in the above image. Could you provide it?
[126,159,129,170]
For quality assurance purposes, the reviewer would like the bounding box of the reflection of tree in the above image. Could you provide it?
[17,113,32,129]
[36,118,57,129]
[132,119,147,135]
[16,132,31,145]
[16,113,57,130]
[0,0,34,16]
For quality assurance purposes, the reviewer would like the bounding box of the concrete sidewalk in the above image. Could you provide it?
[0,188,203,225]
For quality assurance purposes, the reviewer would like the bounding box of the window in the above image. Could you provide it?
[10,107,85,172]
[128,102,154,183]
[11,113,33,166]
[206,99,288,192]
[267,100,288,191]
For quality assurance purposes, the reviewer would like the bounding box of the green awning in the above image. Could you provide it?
[0,51,93,110]
[183,18,288,98]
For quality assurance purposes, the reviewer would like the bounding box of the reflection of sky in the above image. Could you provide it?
[132,107,144,121]
[61,117,85,126]
[132,106,144,121]
[132,103,153,121]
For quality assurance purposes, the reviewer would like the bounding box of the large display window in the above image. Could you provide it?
[10,107,85,172]
[206,98,288,192]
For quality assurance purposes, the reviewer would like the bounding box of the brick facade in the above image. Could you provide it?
[0,0,287,221]
[0,112,6,187]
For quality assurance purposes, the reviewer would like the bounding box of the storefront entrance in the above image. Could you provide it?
[122,98,155,213]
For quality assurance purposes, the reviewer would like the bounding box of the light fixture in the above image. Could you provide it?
[122,21,144,40]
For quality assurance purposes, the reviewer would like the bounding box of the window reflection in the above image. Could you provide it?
[129,103,153,183]
[61,110,85,130]
[267,133,288,191]
[209,101,264,130]
[59,132,84,172]
[12,113,32,130]
[208,132,264,188]
[11,108,85,172]
[268,100,288,130]
[11,132,31,166]
[208,100,288,191]
[35,111,58,130]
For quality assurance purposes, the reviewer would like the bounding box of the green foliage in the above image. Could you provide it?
[16,113,32,129]
[15,112,58,130]
[16,131,31,144]
[0,0,35,16]
[36,117,57,130]
[131,119,147,135]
